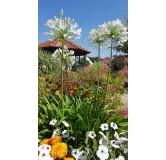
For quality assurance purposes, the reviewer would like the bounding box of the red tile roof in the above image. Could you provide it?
[38,38,91,56]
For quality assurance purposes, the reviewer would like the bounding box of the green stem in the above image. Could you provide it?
[104,42,113,105]
[61,38,64,110]
[96,42,101,98]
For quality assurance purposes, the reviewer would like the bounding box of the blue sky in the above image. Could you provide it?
[38,0,128,57]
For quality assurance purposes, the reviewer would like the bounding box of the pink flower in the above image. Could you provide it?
[124,57,128,64]
[83,66,90,72]
[108,84,112,89]
[102,57,110,63]
[100,64,109,75]
[121,110,128,116]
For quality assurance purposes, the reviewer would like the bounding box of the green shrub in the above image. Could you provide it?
[112,55,126,72]
[38,49,61,76]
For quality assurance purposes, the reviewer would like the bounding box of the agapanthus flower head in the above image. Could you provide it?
[103,19,128,46]
[44,10,82,41]
[89,27,108,48]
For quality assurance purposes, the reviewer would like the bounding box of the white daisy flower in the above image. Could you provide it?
[110,122,118,130]
[111,140,120,148]
[88,131,96,139]
[115,155,125,160]
[118,137,128,143]
[114,131,120,139]
[71,149,80,159]
[49,119,57,125]
[100,123,109,131]
[62,130,70,138]
[96,145,109,160]
[62,121,70,127]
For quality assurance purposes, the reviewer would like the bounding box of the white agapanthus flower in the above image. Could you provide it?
[100,123,109,131]
[88,131,96,139]
[115,155,125,160]
[62,121,70,127]
[100,19,128,46]
[96,145,109,160]
[69,50,75,55]
[49,119,57,125]
[111,140,120,148]
[62,130,70,138]
[71,149,80,159]
[89,27,108,48]
[110,122,118,130]
[44,10,82,41]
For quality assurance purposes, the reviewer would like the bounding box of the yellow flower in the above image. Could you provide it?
[39,139,49,145]
[51,142,68,159]
[49,136,61,146]
[64,158,74,160]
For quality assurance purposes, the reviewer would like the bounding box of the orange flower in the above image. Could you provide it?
[49,136,61,146]
[79,75,84,79]
[73,88,77,91]
[69,89,74,94]
[39,139,49,145]
[64,158,74,160]
[50,143,68,159]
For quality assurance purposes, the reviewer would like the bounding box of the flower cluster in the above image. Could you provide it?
[38,119,75,160]
[71,122,127,160]
[45,10,82,41]
[89,19,128,48]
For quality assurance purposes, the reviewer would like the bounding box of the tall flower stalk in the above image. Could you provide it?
[97,42,101,97]
[89,28,106,100]
[99,20,128,104]
[45,9,82,107]
[104,42,112,105]
[61,38,64,109]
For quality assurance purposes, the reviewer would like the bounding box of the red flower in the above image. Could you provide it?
[121,110,128,116]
